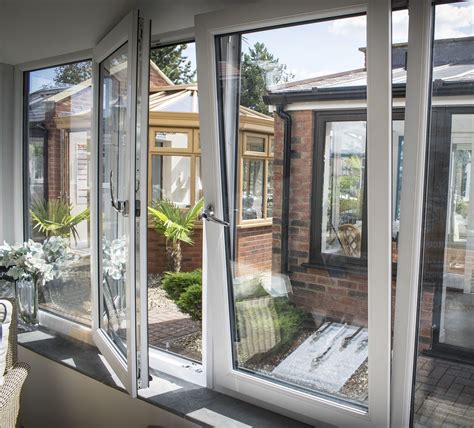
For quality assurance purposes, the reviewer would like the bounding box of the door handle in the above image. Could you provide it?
[200,204,230,227]
[110,170,129,216]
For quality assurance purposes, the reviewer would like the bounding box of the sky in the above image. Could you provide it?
[30,2,473,92]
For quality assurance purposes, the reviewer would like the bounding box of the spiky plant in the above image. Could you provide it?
[148,198,203,272]
[30,199,90,242]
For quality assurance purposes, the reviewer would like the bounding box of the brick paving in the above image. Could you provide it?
[148,302,201,361]
[414,355,474,427]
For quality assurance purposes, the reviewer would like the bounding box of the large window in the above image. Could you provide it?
[24,61,93,326]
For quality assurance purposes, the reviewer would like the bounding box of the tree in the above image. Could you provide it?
[150,44,196,84]
[54,61,92,86]
[148,198,203,272]
[240,42,294,115]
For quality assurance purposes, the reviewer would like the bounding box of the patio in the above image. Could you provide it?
[414,355,474,427]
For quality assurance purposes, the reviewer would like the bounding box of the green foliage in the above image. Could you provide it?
[161,270,202,301]
[148,198,203,246]
[150,44,196,84]
[177,284,202,321]
[240,42,294,115]
[54,61,92,85]
[30,199,90,241]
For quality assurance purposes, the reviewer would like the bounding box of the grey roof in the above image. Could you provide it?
[269,63,474,95]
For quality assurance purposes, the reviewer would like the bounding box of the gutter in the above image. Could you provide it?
[276,105,292,275]
[264,81,474,106]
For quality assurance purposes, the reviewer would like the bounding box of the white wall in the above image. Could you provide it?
[0,63,15,244]
[18,347,198,428]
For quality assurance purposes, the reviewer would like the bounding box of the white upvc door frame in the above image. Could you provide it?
[91,9,150,396]
[391,0,434,426]
[195,1,392,426]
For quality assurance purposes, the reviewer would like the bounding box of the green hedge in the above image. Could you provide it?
[161,270,202,321]
[161,270,201,301]
[177,284,202,321]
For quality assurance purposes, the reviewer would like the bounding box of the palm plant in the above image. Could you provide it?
[30,199,90,242]
[148,198,203,272]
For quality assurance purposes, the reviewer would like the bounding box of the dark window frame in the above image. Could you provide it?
[421,105,474,362]
[308,108,405,273]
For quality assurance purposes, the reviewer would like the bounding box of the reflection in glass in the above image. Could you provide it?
[151,155,191,207]
[99,44,129,354]
[321,121,366,258]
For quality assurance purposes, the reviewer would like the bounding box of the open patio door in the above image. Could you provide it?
[91,10,150,396]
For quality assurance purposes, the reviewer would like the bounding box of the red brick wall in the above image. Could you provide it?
[147,225,273,275]
[147,228,203,273]
[270,112,411,332]
[236,225,273,277]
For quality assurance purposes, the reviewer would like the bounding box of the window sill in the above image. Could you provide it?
[18,326,311,428]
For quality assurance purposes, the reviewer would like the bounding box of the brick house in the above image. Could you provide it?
[265,37,474,356]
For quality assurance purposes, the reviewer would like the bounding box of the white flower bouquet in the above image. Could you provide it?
[0,237,74,285]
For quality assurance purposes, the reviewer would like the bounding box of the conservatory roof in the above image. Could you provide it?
[149,83,274,120]
[265,62,474,105]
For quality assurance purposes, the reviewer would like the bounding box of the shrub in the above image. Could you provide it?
[161,270,201,301]
[177,284,202,321]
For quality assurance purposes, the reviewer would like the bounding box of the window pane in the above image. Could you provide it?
[412,2,474,426]
[196,156,203,201]
[25,61,93,326]
[151,155,191,208]
[242,159,264,219]
[246,135,266,153]
[218,12,370,410]
[154,130,189,150]
[267,160,273,218]
[99,44,129,348]
[321,121,366,258]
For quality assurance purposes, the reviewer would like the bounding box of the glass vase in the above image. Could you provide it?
[16,277,39,330]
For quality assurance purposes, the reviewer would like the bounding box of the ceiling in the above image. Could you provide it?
[0,0,247,65]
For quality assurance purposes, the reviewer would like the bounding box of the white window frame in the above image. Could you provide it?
[195,0,392,426]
